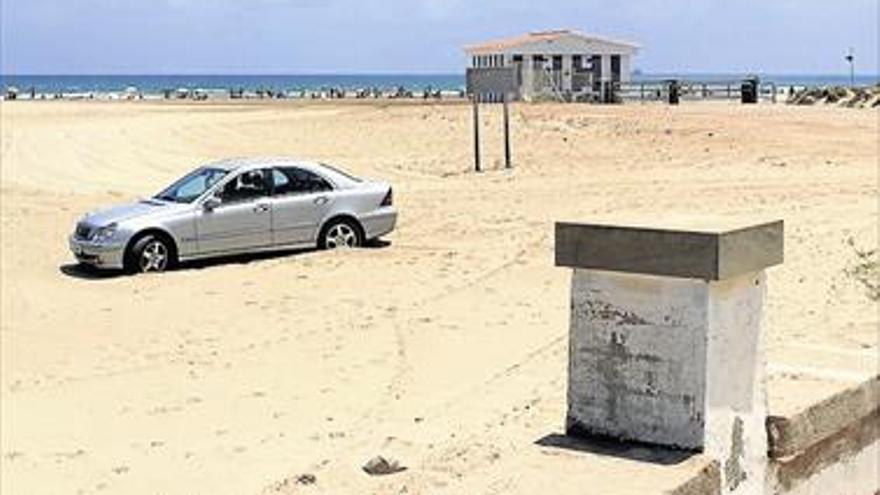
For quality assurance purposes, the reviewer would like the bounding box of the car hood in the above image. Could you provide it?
[83,199,179,226]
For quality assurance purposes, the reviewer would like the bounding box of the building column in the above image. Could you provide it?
[562,54,573,93]
[523,54,534,102]
[556,217,784,494]
[600,54,612,101]
[599,54,612,83]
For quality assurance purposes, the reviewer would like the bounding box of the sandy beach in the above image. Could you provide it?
[1,100,877,494]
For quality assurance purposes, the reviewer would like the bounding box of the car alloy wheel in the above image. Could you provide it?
[325,223,359,249]
[139,239,169,272]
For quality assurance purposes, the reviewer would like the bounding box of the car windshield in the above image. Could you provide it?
[154,167,228,203]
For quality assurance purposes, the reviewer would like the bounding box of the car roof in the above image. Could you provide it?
[202,157,364,187]
[204,156,321,173]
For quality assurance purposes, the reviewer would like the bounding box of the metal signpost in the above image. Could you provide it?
[467,67,517,173]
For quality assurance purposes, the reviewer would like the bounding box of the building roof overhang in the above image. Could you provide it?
[464,29,640,56]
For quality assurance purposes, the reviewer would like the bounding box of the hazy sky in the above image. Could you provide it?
[1,0,877,75]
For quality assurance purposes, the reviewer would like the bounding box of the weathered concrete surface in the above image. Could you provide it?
[764,373,880,494]
[762,338,879,494]
[770,415,879,494]
[704,271,769,494]
[667,460,721,495]
[566,269,709,449]
[555,218,783,280]
[566,267,772,493]
[767,375,879,458]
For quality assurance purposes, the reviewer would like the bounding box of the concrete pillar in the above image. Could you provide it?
[523,54,534,102]
[600,54,612,83]
[600,54,612,101]
[562,54,574,92]
[555,217,784,494]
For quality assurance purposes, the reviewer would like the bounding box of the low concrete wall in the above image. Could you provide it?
[767,376,878,458]
[775,437,879,495]
[668,461,721,495]
[767,376,879,494]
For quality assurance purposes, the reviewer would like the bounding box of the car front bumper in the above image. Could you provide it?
[69,236,126,270]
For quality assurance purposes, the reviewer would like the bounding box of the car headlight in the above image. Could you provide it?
[93,223,118,242]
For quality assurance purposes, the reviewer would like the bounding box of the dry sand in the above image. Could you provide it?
[0,100,877,494]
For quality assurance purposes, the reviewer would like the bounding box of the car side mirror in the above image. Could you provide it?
[203,196,222,211]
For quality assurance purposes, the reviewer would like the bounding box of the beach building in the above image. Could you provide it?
[464,29,640,102]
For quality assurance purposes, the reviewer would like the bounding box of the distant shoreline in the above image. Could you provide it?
[1,73,878,97]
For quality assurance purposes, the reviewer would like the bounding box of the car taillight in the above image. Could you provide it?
[381,188,393,207]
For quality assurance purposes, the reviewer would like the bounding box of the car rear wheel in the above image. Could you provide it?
[130,235,171,273]
[320,219,363,249]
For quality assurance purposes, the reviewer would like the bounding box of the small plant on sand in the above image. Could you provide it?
[845,237,879,301]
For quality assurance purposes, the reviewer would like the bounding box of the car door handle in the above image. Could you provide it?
[314,196,329,205]
[253,203,270,213]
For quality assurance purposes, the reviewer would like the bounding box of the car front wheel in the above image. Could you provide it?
[320,219,363,249]
[130,235,171,273]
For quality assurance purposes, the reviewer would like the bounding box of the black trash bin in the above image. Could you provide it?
[741,77,759,104]
[668,80,680,105]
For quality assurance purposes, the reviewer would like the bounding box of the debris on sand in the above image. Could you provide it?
[362,455,406,476]
[788,85,880,108]
[295,473,317,485]
[263,473,317,493]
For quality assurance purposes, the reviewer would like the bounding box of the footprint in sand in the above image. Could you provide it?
[3,451,24,461]
[147,404,182,416]
[52,449,86,461]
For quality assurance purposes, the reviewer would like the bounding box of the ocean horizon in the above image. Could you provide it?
[1,73,878,95]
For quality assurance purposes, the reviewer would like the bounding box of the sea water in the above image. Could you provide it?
[1,73,877,96]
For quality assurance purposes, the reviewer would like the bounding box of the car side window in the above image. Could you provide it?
[272,167,333,196]
[272,169,291,193]
[218,169,270,204]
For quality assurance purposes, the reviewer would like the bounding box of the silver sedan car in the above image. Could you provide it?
[69,157,397,273]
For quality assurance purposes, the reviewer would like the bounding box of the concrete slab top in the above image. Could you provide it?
[555,215,784,280]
